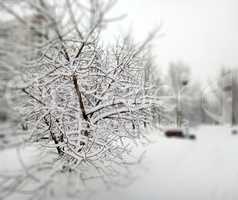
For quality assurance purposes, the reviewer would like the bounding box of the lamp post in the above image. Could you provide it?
[176,78,189,128]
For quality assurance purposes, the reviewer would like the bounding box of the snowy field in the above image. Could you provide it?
[1,125,238,200]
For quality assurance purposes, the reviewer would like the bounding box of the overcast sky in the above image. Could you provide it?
[104,0,238,81]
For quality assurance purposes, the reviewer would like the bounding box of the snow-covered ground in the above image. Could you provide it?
[94,125,238,200]
[0,125,238,200]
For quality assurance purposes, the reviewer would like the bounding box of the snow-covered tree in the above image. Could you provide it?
[0,0,164,198]
[165,61,191,127]
[231,68,238,126]
[202,67,232,125]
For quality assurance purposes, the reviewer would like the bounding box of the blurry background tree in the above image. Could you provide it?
[202,67,232,125]
[161,60,217,128]
[166,61,191,127]
[232,68,238,126]
[143,48,165,127]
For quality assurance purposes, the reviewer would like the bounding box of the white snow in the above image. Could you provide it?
[1,125,238,200]
[93,125,238,200]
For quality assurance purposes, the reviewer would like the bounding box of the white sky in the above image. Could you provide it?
[104,0,238,81]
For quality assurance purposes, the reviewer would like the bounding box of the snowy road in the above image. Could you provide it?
[94,126,238,200]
